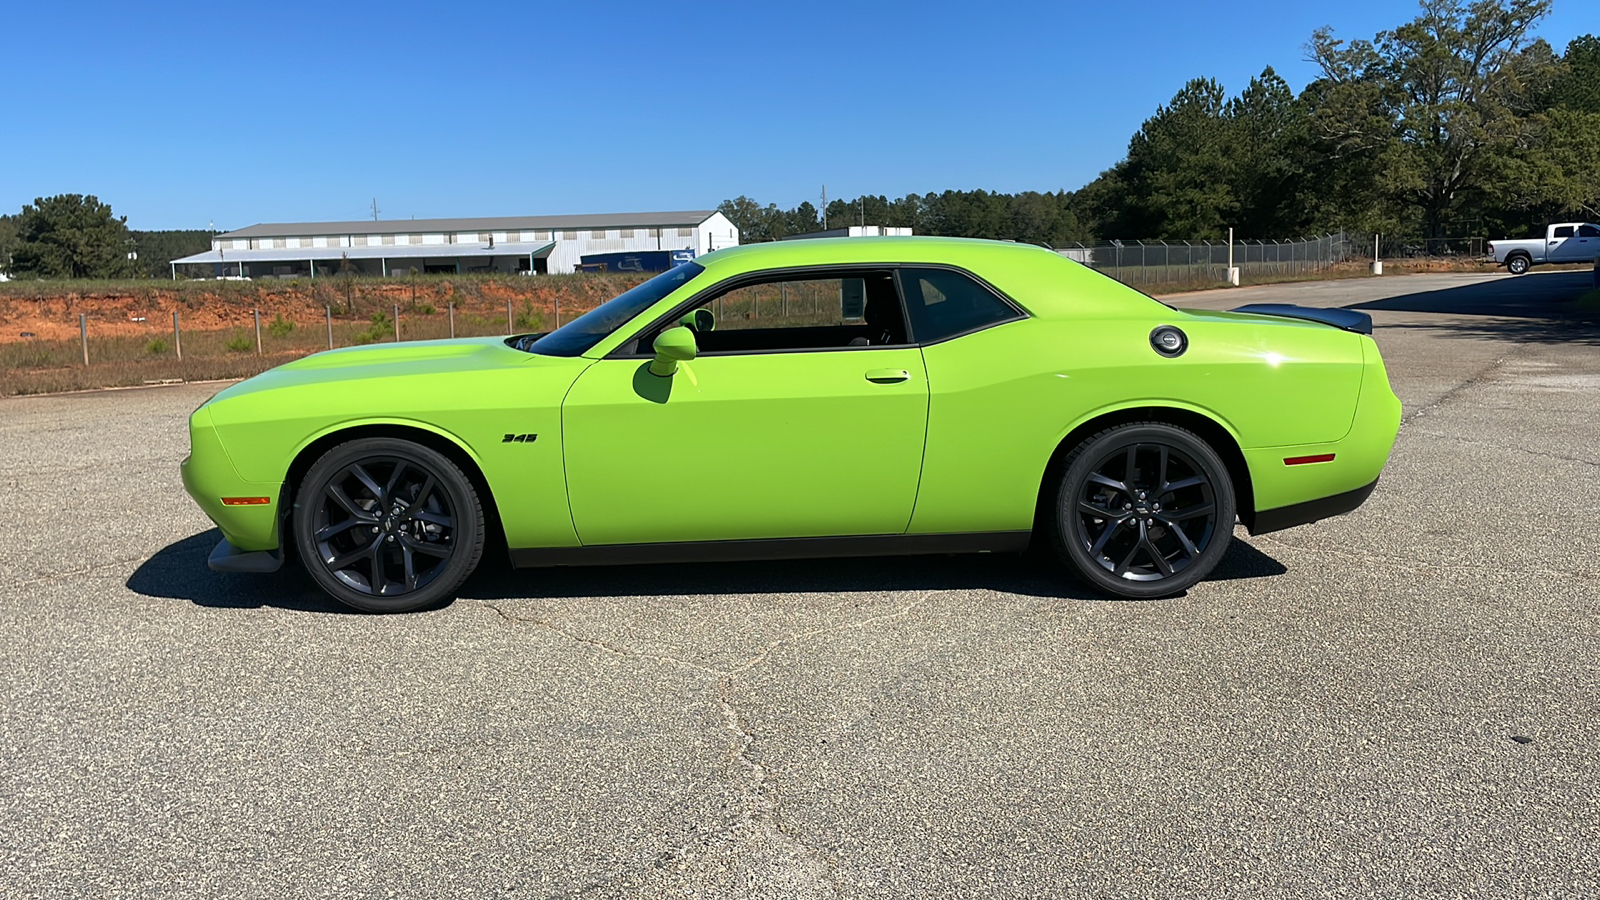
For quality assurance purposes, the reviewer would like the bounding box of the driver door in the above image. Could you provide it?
[561,270,929,546]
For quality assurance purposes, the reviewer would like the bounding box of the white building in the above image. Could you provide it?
[170,210,739,278]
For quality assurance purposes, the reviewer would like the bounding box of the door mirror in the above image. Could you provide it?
[680,308,716,332]
[649,326,697,377]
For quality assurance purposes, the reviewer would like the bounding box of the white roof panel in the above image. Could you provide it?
[172,241,556,265]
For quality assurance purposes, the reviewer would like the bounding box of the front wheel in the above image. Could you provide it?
[1046,423,1236,599]
[295,438,485,613]
[1506,254,1531,275]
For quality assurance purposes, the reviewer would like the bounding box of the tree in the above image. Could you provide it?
[717,196,768,241]
[1099,78,1240,238]
[10,194,137,278]
[130,229,214,278]
[1223,68,1314,237]
[1545,34,1600,112]
[0,214,17,273]
[1307,0,1556,238]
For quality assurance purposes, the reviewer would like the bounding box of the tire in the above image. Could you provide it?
[294,438,485,613]
[1507,254,1531,275]
[1045,422,1236,599]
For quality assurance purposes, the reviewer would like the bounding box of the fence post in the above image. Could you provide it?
[80,313,88,366]
[507,299,513,334]
[393,303,400,342]
[326,306,333,350]
[254,308,262,354]
[173,311,182,361]
[555,296,561,328]
[449,302,455,339]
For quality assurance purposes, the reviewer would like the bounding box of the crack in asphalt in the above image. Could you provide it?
[1400,349,1518,426]
[1405,427,1600,470]
[474,596,927,896]
[8,554,150,592]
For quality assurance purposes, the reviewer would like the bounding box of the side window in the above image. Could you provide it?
[1553,226,1575,238]
[899,267,1021,343]
[1578,224,1600,238]
[652,271,907,354]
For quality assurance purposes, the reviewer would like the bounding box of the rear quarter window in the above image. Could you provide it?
[900,267,1023,344]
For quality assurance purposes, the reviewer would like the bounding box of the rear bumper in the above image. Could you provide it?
[1249,478,1379,535]
[1242,335,1400,533]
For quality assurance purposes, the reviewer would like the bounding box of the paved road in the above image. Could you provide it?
[3,271,1597,898]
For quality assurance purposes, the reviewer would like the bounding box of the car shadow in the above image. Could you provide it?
[126,529,1288,613]
[1349,270,1600,343]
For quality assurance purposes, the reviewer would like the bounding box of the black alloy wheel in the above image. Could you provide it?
[1050,423,1235,598]
[295,438,484,613]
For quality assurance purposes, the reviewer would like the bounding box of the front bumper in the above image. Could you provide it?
[181,409,286,554]
[208,538,284,573]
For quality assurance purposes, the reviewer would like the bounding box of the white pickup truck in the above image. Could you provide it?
[1489,223,1600,274]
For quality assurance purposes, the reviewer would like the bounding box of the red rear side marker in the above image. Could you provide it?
[1283,454,1336,466]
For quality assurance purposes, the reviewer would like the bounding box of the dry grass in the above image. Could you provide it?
[0,307,601,397]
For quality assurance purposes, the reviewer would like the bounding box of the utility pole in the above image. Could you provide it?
[371,198,380,221]
[821,184,827,230]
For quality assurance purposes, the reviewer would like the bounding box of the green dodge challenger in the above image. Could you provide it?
[182,237,1401,612]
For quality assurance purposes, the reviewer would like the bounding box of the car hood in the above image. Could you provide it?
[206,337,561,403]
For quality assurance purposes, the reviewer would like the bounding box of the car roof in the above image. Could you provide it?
[695,236,1060,274]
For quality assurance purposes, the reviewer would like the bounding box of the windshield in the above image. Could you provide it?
[527,263,705,357]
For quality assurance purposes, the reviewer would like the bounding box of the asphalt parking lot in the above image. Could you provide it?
[3,270,1597,898]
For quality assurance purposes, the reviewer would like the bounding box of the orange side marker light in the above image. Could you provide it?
[220,497,272,506]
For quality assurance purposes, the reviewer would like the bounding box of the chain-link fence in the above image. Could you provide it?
[1054,233,1357,290]
[1373,236,1486,259]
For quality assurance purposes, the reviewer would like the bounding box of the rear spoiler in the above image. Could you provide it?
[1231,304,1373,335]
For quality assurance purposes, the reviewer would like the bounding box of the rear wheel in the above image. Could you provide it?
[294,438,484,613]
[1507,254,1531,275]
[1046,423,1236,599]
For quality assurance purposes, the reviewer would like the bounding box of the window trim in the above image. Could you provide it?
[605,262,1027,359]
[608,264,914,359]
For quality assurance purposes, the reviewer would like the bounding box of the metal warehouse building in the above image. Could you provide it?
[169,210,739,278]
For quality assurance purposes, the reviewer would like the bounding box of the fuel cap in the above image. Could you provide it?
[1150,325,1187,357]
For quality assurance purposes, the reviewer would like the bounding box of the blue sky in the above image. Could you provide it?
[4,0,1592,230]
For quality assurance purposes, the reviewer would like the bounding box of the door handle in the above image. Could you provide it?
[865,368,910,384]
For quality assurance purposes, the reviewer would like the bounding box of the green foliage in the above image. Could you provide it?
[417,303,436,315]
[224,330,254,353]
[0,214,17,273]
[267,313,295,338]
[145,337,170,356]
[352,312,391,345]
[513,301,543,330]
[10,194,137,278]
[1546,34,1600,113]
[129,229,214,278]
